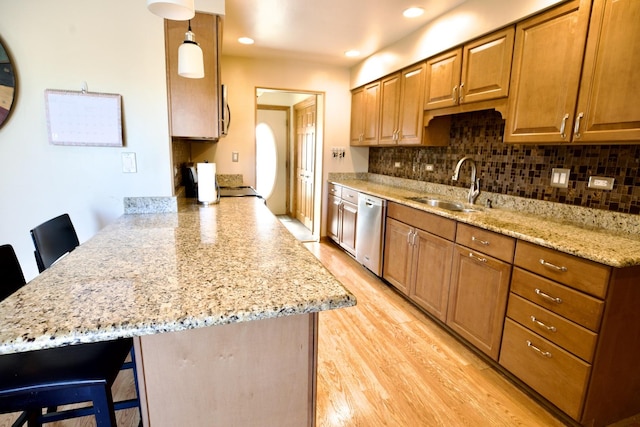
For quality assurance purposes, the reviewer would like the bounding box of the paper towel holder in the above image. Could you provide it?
[197,162,220,205]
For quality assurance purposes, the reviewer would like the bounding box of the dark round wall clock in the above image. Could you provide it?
[0,36,16,129]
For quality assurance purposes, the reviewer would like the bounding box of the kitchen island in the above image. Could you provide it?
[0,197,355,426]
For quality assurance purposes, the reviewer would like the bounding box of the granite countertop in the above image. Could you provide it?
[331,178,640,268]
[0,197,356,355]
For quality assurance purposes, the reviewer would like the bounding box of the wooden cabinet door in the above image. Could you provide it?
[362,82,381,145]
[165,13,221,139]
[378,73,401,145]
[397,63,426,145]
[504,0,592,144]
[327,194,341,243]
[461,27,514,105]
[447,245,512,360]
[410,229,454,322]
[424,48,462,110]
[573,0,640,143]
[349,87,365,145]
[340,201,358,256]
[382,218,412,296]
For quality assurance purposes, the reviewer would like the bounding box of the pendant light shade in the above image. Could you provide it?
[147,0,195,21]
[178,21,205,79]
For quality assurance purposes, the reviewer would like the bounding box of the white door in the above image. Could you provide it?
[256,107,288,215]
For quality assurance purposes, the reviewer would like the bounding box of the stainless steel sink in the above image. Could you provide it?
[407,197,480,213]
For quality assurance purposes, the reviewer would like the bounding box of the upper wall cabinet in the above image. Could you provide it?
[424,27,515,111]
[504,0,592,144]
[350,81,380,146]
[505,0,640,144]
[165,13,222,141]
[573,0,640,143]
[379,63,448,146]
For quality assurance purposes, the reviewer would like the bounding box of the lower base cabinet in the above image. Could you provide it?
[447,244,512,360]
[327,183,358,256]
[383,203,455,321]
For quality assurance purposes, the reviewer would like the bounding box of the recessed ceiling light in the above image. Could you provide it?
[344,50,360,57]
[403,7,424,18]
[238,37,255,45]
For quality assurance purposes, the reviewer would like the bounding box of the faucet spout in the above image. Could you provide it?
[452,156,481,205]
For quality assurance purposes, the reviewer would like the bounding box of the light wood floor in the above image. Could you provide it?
[2,240,640,426]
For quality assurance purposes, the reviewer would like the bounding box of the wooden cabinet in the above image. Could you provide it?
[383,203,456,321]
[326,183,358,256]
[573,0,640,143]
[504,0,591,144]
[500,240,640,425]
[165,13,222,140]
[350,82,380,146]
[379,63,427,146]
[446,224,514,360]
[506,0,640,144]
[424,27,514,110]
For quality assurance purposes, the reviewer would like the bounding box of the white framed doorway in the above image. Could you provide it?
[255,88,324,240]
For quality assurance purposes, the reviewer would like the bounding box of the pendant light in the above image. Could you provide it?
[178,20,205,79]
[147,0,195,21]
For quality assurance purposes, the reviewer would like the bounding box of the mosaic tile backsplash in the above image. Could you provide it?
[369,110,640,215]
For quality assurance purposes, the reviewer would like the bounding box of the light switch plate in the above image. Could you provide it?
[550,168,570,188]
[232,152,239,162]
[588,176,615,190]
[122,152,137,173]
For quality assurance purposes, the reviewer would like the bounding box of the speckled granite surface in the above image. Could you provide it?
[329,174,640,268]
[0,198,355,355]
[124,196,178,214]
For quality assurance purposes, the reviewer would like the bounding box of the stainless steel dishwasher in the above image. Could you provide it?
[355,193,387,276]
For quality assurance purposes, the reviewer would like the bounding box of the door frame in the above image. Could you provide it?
[255,88,324,239]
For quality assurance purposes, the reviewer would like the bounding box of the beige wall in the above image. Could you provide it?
[0,1,173,280]
[193,55,367,235]
[351,0,565,88]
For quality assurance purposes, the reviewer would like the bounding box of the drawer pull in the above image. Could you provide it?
[527,340,552,358]
[539,259,567,272]
[471,236,490,246]
[468,252,487,263]
[535,288,563,304]
[530,316,557,332]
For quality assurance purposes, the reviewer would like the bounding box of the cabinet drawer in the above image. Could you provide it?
[511,268,604,332]
[507,293,597,362]
[455,223,515,263]
[328,183,342,198]
[341,188,359,204]
[387,202,456,241]
[514,241,610,298]
[500,319,591,420]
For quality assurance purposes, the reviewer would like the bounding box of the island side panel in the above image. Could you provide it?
[135,313,318,427]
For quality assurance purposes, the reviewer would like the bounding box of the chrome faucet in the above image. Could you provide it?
[452,156,480,204]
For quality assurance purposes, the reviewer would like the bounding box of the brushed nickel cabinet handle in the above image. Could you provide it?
[471,236,490,246]
[468,252,487,263]
[527,340,552,358]
[452,86,458,102]
[459,82,464,103]
[560,113,569,139]
[574,112,584,139]
[539,259,567,272]
[530,316,557,332]
[535,288,563,304]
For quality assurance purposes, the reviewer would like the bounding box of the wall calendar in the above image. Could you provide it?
[45,89,123,147]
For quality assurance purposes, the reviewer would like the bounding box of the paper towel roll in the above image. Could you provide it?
[197,162,219,204]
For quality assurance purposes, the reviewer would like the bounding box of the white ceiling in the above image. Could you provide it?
[221,0,468,66]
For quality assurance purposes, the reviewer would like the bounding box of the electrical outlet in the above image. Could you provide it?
[550,168,570,188]
[394,162,401,168]
[232,152,239,162]
[588,176,615,190]
[426,164,435,172]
